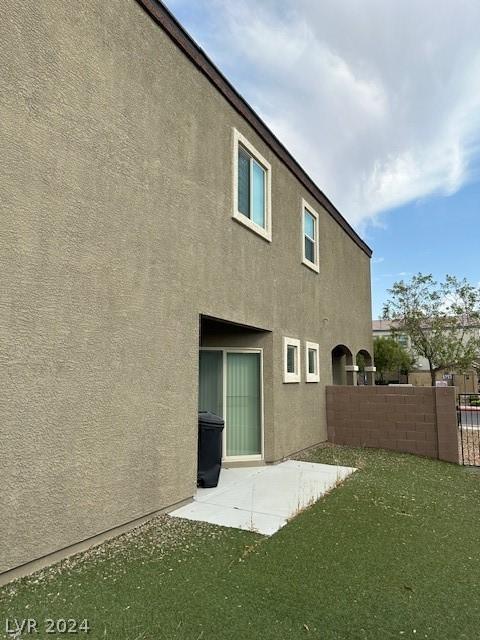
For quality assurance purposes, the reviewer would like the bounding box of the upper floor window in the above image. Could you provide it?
[302,199,319,273]
[233,129,272,242]
[395,334,409,348]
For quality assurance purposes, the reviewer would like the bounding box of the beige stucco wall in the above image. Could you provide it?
[0,0,373,575]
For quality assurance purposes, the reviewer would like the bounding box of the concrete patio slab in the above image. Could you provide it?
[170,459,356,535]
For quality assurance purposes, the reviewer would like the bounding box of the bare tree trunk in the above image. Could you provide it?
[430,368,436,386]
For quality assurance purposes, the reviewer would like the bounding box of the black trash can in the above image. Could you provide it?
[197,411,225,488]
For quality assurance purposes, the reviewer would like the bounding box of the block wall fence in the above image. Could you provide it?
[326,386,459,464]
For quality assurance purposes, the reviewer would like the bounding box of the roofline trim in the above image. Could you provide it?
[135,0,373,258]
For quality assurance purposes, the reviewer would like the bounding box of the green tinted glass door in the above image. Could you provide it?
[226,352,261,457]
[198,350,223,418]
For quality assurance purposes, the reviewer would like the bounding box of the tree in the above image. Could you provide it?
[373,337,416,383]
[356,352,367,384]
[357,352,366,372]
[397,345,417,380]
[383,274,480,386]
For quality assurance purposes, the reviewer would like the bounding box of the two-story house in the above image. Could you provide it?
[372,320,479,391]
[0,0,373,581]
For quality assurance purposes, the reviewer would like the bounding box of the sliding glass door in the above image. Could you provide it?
[198,349,263,460]
[226,352,261,457]
[198,350,223,417]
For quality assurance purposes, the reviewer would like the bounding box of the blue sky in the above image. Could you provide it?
[365,180,480,318]
[164,0,480,318]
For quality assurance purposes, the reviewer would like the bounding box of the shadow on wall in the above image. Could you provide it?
[331,344,353,385]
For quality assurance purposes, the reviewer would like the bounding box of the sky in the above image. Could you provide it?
[164,0,480,318]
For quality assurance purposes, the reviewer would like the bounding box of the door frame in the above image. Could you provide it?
[199,347,264,462]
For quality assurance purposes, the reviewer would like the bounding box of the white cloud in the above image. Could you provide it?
[166,0,480,229]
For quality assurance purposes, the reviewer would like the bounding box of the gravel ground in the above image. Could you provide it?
[0,515,234,602]
[458,427,480,466]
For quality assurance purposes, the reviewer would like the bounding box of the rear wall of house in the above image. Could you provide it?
[0,0,372,576]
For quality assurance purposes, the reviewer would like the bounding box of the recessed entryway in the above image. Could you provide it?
[199,348,263,461]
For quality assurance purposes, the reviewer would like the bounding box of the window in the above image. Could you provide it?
[233,128,272,241]
[287,345,296,373]
[302,199,319,272]
[305,341,320,383]
[283,337,301,383]
[396,334,409,348]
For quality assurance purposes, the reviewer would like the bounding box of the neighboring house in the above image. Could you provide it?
[0,0,373,581]
[372,320,479,392]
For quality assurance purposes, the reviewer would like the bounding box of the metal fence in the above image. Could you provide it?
[457,394,480,466]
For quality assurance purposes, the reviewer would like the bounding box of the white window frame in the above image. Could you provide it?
[305,341,320,383]
[283,337,301,383]
[233,128,272,242]
[301,199,320,273]
[200,347,264,462]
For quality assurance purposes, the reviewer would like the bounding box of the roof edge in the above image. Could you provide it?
[135,0,373,258]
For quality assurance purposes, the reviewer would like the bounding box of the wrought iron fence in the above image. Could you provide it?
[457,393,480,466]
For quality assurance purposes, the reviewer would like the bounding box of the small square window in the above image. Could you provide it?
[302,200,320,273]
[283,337,301,383]
[305,341,320,382]
[233,129,272,241]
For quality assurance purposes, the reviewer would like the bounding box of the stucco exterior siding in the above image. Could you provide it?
[0,0,372,577]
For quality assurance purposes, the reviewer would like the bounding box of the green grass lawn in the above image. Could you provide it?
[2,447,480,639]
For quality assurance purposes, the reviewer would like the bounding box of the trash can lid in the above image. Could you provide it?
[198,411,225,426]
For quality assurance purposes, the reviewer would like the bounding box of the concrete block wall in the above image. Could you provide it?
[435,388,460,464]
[326,386,459,463]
